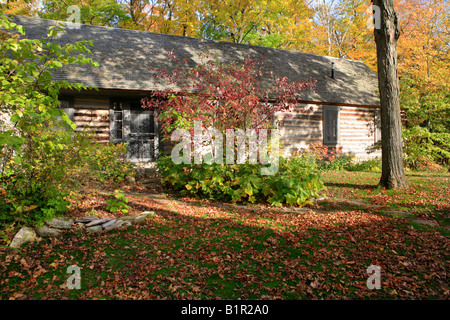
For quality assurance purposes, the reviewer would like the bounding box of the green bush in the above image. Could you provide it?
[403,126,450,170]
[0,15,102,237]
[287,142,352,172]
[1,121,80,229]
[76,133,135,183]
[262,157,326,206]
[106,190,131,214]
[157,155,325,206]
[345,158,382,172]
[0,125,134,231]
[318,155,353,172]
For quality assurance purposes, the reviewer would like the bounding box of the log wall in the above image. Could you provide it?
[339,106,381,160]
[275,104,323,155]
[67,97,381,162]
[73,97,110,142]
[276,104,381,160]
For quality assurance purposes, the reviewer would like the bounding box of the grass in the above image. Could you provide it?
[0,170,448,300]
[318,170,450,231]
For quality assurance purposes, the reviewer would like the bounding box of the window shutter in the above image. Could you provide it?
[374,109,381,143]
[110,101,124,141]
[323,106,339,144]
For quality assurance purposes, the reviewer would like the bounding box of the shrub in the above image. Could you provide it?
[0,126,134,232]
[287,142,351,172]
[157,155,325,206]
[345,158,382,172]
[1,121,81,229]
[143,52,316,136]
[0,16,100,235]
[76,134,135,183]
[403,126,450,170]
[106,190,131,214]
[318,155,352,172]
[262,157,326,206]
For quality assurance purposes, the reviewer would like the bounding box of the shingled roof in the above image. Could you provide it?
[9,15,380,107]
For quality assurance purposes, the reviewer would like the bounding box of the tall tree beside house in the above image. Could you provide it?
[372,0,407,189]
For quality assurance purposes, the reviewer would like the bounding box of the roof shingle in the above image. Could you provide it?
[9,15,380,106]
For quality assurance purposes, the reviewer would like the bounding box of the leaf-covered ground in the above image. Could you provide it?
[0,171,448,300]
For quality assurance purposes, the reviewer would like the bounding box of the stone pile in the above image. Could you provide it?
[10,211,156,248]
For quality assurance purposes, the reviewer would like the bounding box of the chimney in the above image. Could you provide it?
[331,62,335,79]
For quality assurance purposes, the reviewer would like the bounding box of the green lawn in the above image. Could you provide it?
[0,171,448,300]
[320,171,450,231]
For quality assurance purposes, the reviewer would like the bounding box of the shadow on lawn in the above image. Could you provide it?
[3,193,449,300]
[124,194,393,236]
[324,182,379,191]
[405,172,450,178]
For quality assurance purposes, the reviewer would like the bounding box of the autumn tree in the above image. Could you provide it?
[142,52,315,135]
[39,0,130,27]
[118,0,156,30]
[308,0,377,69]
[396,0,449,127]
[198,0,314,49]
[117,0,200,35]
[372,0,407,189]
[394,0,450,168]
[0,0,40,16]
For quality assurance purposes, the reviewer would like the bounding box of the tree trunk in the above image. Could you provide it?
[373,0,408,189]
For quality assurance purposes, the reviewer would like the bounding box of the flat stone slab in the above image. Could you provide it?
[134,213,155,224]
[140,211,156,216]
[118,215,136,221]
[413,219,439,227]
[86,225,103,233]
[12,210,157,241]
[104,220,127,231]
[101,219,117,229]
[312,197,328,203]
[10,227,39,248]
[85,217,111,227]
[75,216,99,223]
[45,217,74,229]
[118,211,156,223]
[133,216,147,224]
[35,225,61,237]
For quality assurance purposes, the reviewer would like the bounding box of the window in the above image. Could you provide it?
[111,101,123,141]
[130,103,154,135]
[323,106,339,145]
